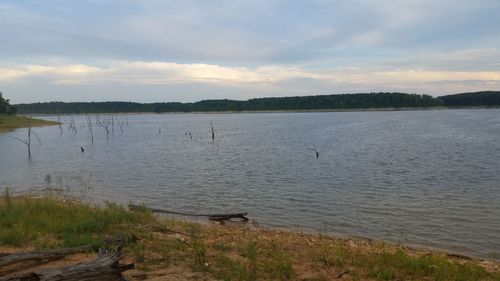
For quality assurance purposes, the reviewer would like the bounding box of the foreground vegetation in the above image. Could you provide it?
[14,91,500,114]
[0,115,58,133]
[1,194,499,280]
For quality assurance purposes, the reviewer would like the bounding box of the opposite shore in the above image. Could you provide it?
[3,106,500,133]
[14,91,500,115]
[7,105,500,117]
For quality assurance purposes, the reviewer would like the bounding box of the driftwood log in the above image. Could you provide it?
[0,235,129,270]
[0,246,132,281]
[0,251,66,272]
[0,235,131,276]
[129,205,249,222]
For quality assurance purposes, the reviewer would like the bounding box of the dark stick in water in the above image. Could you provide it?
[308,148,319,158]
[129,205,248,222]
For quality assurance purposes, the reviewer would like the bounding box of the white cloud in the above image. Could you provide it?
[1,60,499,99]
[0,61,324,85]
[0,64,107,83]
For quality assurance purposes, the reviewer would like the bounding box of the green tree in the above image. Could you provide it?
[0,92,7,113]
[0,92,16,115]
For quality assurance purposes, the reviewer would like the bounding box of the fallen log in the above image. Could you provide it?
[0,234,129,273]
[0,246,133,281]
[0,251,65,273]
[129,205,249,222]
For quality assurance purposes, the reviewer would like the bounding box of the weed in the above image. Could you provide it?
[246,239,258,281]
[214,255,250,281]
[3,188,12,211]
[213,241,232,252]
[189,224,207,271]
[312,239,348,267]
[267,242,295,280]
[362,250,499,281]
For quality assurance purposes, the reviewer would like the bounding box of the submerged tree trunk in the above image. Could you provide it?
[211,121,215,141]
[27,128,31,159]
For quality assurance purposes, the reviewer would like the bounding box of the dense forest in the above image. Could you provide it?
[0,92,17,114]
[438,91,500,107]
[13,91,500,114]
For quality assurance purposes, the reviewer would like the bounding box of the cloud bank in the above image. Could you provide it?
[1,1,499,102]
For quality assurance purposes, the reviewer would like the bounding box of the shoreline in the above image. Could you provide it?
[1,194,499,280]
[4,188,499,263]
[19,105,500,116]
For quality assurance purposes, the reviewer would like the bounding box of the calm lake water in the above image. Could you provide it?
[1,110,499,259]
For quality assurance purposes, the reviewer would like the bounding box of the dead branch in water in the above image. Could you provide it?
[115,115,124,135]
[86,114,94,144]
[8,125,40,159]
[111,112,115,135]
[210,121,215,140]
[129,205,249,222]
[96,115,110,142]
[57,106,63,136]
[67,115,77,135]
[308,147,319,158]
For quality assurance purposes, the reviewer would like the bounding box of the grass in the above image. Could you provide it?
[0,191,152,248]
[0,115,58,133]
[1,193,499,280]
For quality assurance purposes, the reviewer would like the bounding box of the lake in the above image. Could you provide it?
[1,109,499,260]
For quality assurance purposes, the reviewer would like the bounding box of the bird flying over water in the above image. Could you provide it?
[308,148,319,158]
[80,147,85,153]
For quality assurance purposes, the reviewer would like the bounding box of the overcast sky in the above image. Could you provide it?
[1,0,500,103]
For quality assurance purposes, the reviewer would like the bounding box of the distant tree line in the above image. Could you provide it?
[13,91,500,114]
[438,91,500,107]
[0,92,17,114]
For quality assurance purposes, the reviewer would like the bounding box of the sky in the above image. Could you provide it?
[1,0,500,103]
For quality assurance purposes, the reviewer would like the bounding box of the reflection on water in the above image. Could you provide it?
[1,109,500,259]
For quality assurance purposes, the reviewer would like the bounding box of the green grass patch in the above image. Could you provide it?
[0,194,152,248]
[362,250,500,281]
[213,255,251,281]
[0,115,58,133]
